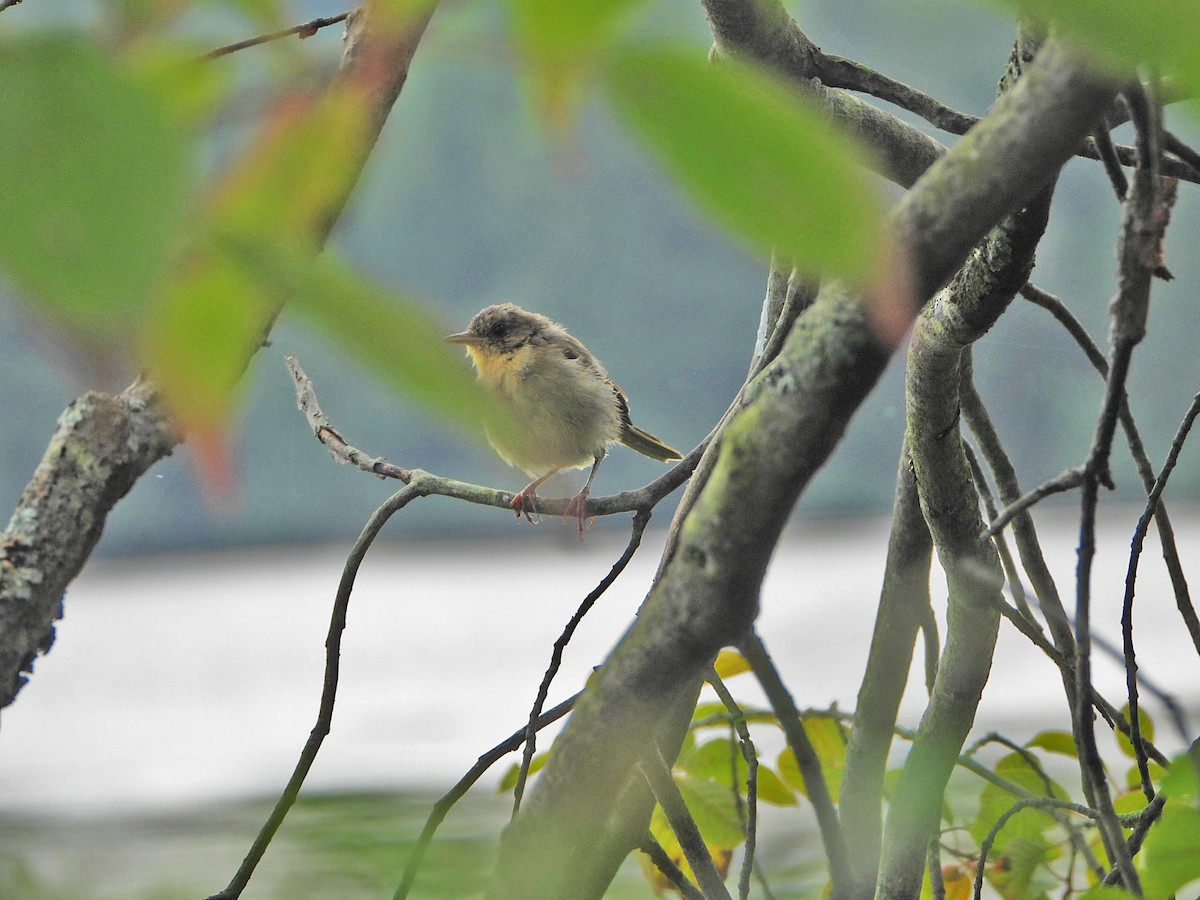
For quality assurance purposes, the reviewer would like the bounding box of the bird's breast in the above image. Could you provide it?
[476,350,622,478]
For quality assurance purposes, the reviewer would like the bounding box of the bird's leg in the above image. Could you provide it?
[563,454,603,540]
[512,469,559,524]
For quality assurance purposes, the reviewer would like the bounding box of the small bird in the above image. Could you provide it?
[446,303,682,535]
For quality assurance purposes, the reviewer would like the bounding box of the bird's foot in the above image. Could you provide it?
[563,488,593,540]
[511,489,541,525]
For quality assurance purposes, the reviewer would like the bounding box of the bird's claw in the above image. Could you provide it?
[563,489,594,540]
[511,490,540,525]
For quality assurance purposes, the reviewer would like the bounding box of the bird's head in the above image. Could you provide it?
[445,303,550,357]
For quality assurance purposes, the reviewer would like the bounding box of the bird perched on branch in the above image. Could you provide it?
[446,303,682,536]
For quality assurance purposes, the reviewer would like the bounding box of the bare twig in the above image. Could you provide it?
[741,631,849,889]
[286,354,698,522]
[639,834,707,900]
[1022,282,1200,657]
[510,511,650,815]
[708,671,774,900]
[639,746,734,900]
[1121,391,1200,801]
[972,798,1104,900]
[207,484,423,900]
[394,693,579,899]
[203,12,352,60]
[1091,120,1130,200]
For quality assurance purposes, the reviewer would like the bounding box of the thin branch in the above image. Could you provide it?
[1022,282,1200,657]
[287,354,697,523]
[1073,85,1171,895]
[708,671,774,900]
[639,746,734,900]
[1090,120,1130,200]
[203,12,352,60]
[511,510,650,815]
[638,834,707,900]
[394,693,579,899]
[206,484,423,900]
[740,631,849,889]
[984,468,1084,537]
[1121,391,1200,801]
[972,798,1103,900]
[1163,129,1200,175]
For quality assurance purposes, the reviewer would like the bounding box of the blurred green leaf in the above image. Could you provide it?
[1026,730,1078,758]
[678,737,743,783]
[0,34,188,343]
[756,765,798,807]
[141,87,375,432]
[227,239,503,443]
[499,751,549,793]
[1141,804,1200,898]
[981,0,1200,89]
[777,716,847,802]
[1073,888,1138,900]
[606,46,883,282]
[509,0,646,123]
[1161,752,1200,798]
[1115,704,1155,759]
[673,774,746,850]
[970,752,1066,853]
[690,701,776,727]
[127,43,232,127]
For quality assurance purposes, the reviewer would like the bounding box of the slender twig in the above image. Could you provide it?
[394,693,579,899]
[1100,794,1167,887]
[963,442,1037,624]
[206,485,422,900]
[203,12,352,60]
[639,834,707,900]
[927,838,946,900]
[1163,129,1200,176]
[1073,84,1169,896]
[1022,283,1200,657]
[639,746,734,900]
[740,631,850,889]
[511,510,650,815]
[287,354,698,523]
[972,798,1102,900]
[1122,392,1200,802]
[708,671,775,900]
[984,467,1084,537]
[1090,120,1129,200]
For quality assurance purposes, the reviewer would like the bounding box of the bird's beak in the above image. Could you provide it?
[445,331,484,345]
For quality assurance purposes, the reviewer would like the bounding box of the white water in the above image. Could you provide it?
[2,505,1198,817]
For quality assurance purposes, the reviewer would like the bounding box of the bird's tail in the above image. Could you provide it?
[620,424,683,462]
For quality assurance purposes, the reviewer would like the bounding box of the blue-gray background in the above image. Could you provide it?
[2,0,1198,555]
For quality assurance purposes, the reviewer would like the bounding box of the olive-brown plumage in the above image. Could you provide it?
[446,303,681,534]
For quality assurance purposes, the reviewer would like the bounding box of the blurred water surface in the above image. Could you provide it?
[2,507,1199,895]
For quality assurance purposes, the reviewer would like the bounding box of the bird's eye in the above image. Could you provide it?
[490,321,509,338]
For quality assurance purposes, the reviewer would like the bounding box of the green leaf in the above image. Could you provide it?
[0,34,188,342]
[509,0,646,122]
[1073,888,1138,900]
[673,774,746,850]
[970,753,1066,852]
[678,737,744,784]
[1141,804,1200,898]
[1161,752,1200,799]
[499,751,549,793]
[981,0,1200,90]
[226,239,506,443]
[777,716,847,803]
[1115,704,1155,759]
[756,765,798,807]
[1026,730,1078,758]
[605,45,883,282]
